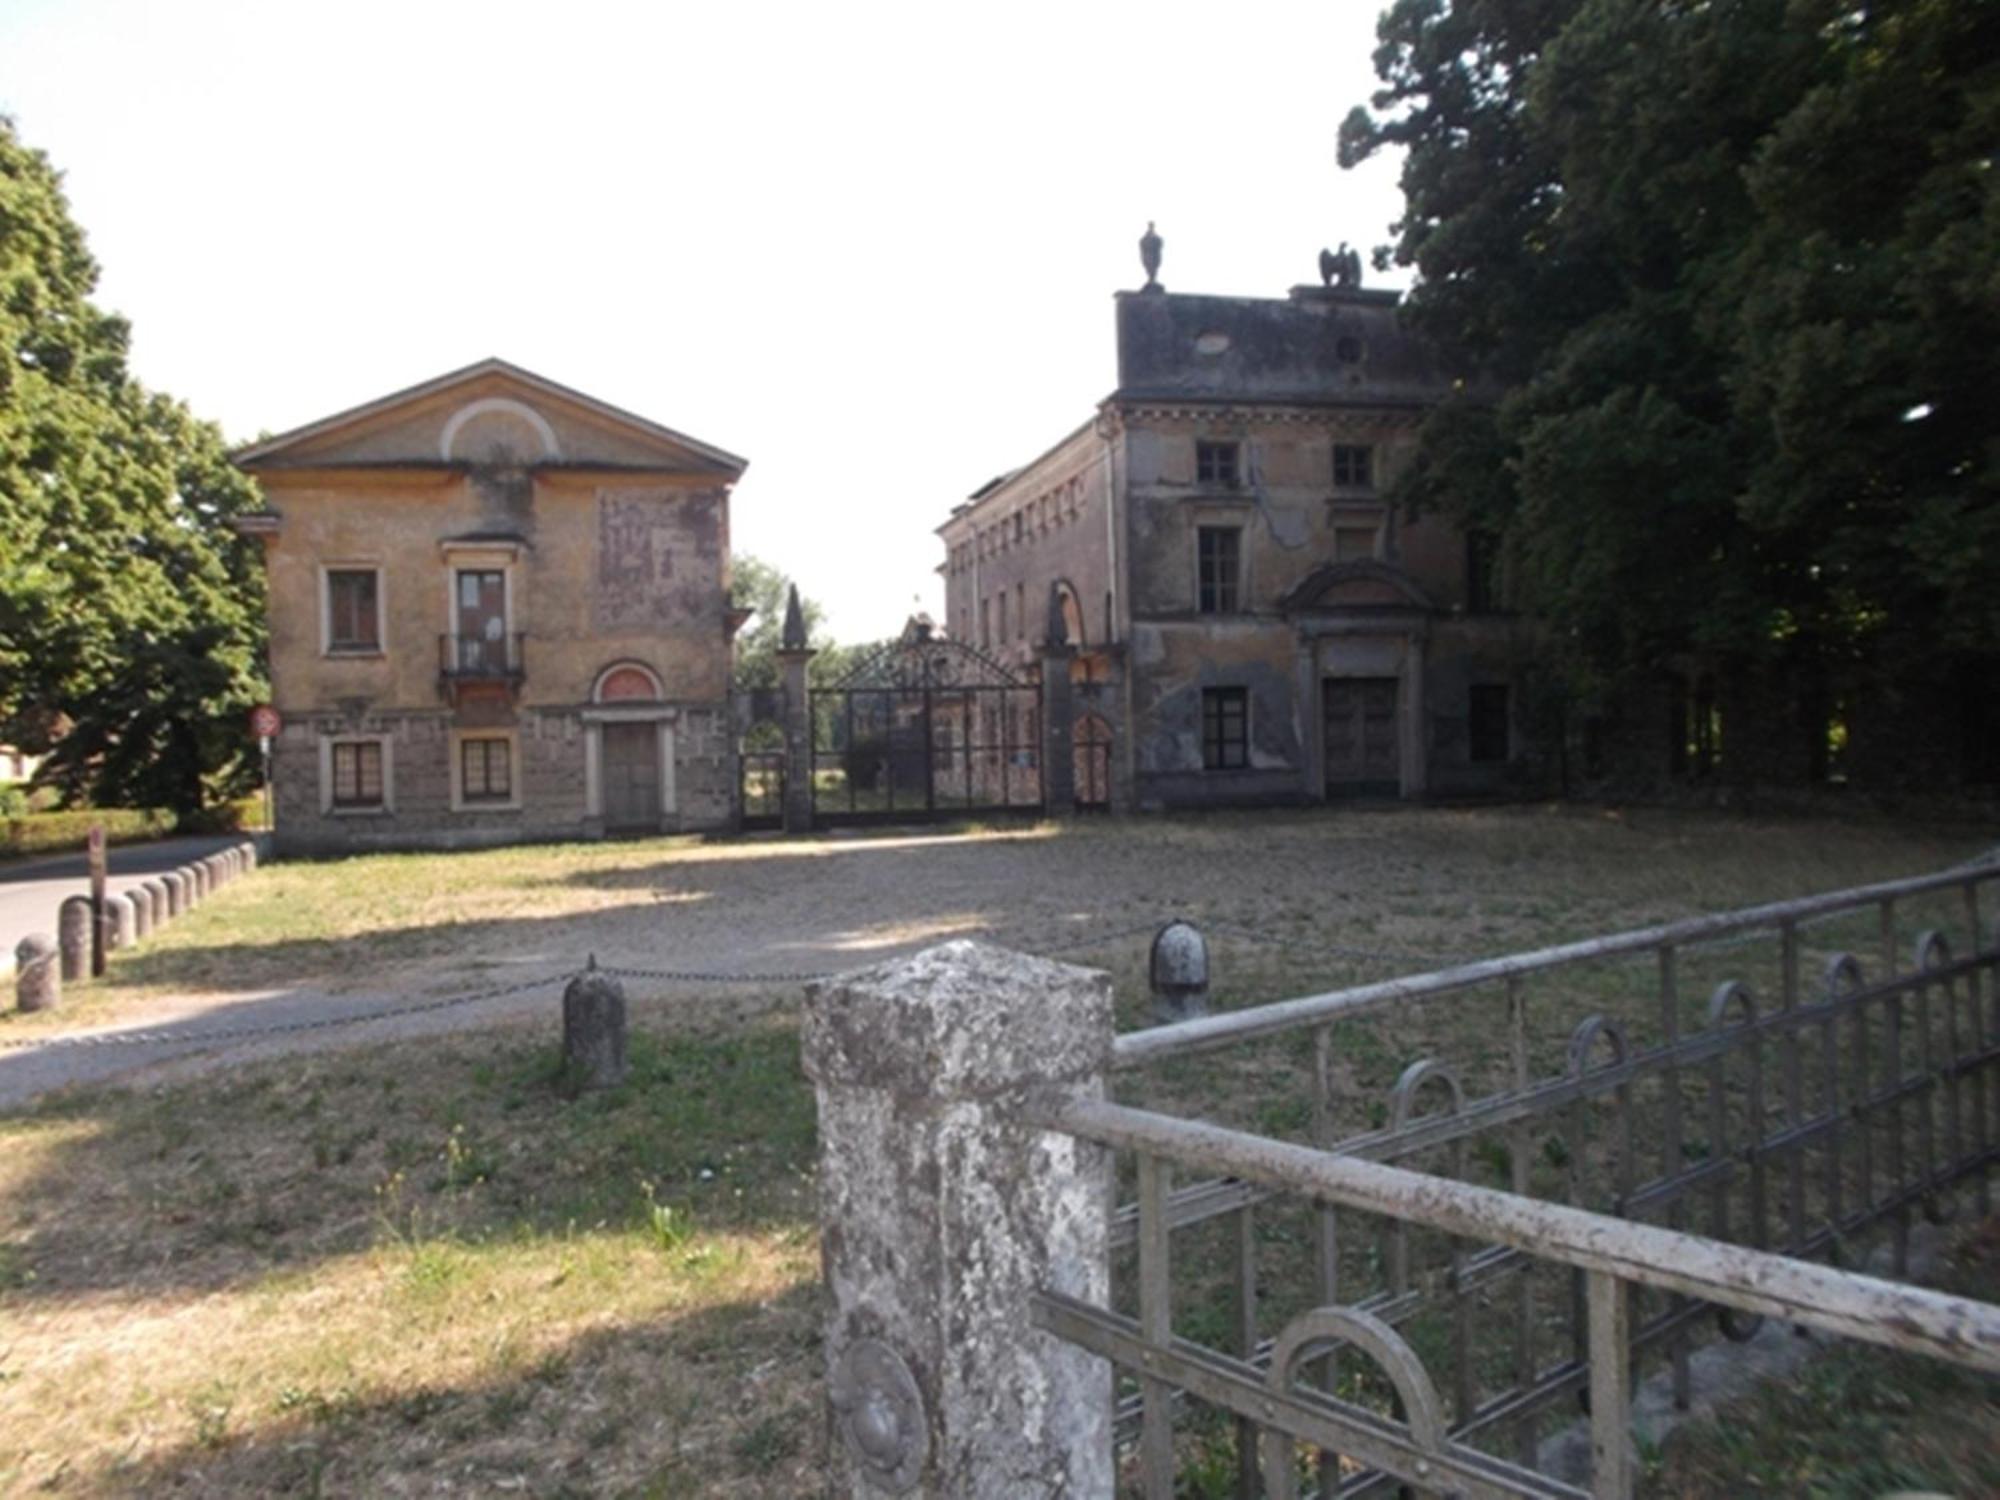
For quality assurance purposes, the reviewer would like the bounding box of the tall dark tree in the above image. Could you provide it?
[1342,1,2000,785]
[0,118,266,813]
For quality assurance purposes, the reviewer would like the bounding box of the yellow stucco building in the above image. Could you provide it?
[234,359,747,854]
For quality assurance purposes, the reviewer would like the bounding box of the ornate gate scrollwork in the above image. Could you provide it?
[809,631,1043,825]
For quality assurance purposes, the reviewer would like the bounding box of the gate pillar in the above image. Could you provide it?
[777,585,816,834]
[805,941,1114,1497]
[1041,588,1077,815]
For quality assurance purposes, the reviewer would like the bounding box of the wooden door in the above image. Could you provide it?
[602,722,659,831]
[456,570,506,671]
[1323,677,1400,797]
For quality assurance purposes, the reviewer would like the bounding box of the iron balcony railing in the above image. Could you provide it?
[438,632,526,682]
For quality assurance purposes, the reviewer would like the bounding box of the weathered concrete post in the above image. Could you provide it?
[1149,919,1210,1024]
[129,885,153,940]
[162,870,186,918]
[15,934,59,1012]
[189,861,209,901]
[106,892,135,951]
[561,967,629,1091]
[1040,585,1076,816]
[804,940,1114,1498]
[58,896,92,983]
[776,583,818,835]
[142,879,169,928]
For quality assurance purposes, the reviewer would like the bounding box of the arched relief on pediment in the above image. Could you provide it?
[440,397,563,465]
[1280,559,1436,615]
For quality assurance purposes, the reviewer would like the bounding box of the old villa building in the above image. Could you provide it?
[234,359,747,854]
[937,236,1536,812]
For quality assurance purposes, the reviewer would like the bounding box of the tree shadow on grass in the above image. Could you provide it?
[0,1019,819,1305]
[51,1281,829,1499]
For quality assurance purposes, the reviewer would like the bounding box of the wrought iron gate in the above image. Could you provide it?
[811,633,1043,825]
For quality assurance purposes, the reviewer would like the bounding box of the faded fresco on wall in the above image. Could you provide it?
[594,490,722,631]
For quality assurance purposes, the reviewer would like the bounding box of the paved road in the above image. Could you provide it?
[0,834,260,977]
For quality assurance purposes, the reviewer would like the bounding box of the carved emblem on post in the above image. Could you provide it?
[828,1338,927,1493]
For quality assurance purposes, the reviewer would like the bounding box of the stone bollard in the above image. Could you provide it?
[241,840,258,872]
[162,871,186,918]
[15,933,59,1012]
[804,940,1114,1498]
[1150,918,1210,1024]
[561,968,629,1091]
[142,879,168,928]
[189,861,209,902]
[129,885,153,940]
[106,892,135,951]
[58,895,93,983]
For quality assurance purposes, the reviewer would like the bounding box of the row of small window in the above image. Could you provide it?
[1196,440,1374,491]
[1196,523,1382,613]
[327,739,512,809]
[951,479,1088,573]
[1196,684,1512,771]
[976,584,1032,650]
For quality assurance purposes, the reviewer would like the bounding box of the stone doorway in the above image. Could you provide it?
[601,721,660,832]
[1323,676,1400,798]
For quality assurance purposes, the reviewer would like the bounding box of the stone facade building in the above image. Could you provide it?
[938,260,1538,813]
[234,359,747,855]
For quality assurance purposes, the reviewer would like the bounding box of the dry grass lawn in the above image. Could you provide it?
[0,806,1994,1494]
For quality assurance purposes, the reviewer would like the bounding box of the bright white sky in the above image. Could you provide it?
[1,0,1408,642]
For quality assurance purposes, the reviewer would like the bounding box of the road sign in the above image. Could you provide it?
[249,704,282,739]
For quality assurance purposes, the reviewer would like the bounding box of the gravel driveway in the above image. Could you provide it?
[1,810,1982,1109]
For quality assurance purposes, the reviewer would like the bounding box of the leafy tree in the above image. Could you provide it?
[0,118,266,814]
[732,554,882,694]
[1342,0,1999,784]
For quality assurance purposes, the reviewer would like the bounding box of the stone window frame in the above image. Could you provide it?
[1201,687,1250,771]
[319,563,387,657]
[1329,502,1386,564]
[1196,439,1241,489]
[1196,525,1243,614]
[320,733,393,816]
[1332,443,1375,491]
[451,729,522,811]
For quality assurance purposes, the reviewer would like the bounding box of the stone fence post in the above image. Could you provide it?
[15,934,59,1012]
[804,940,1114,1498]
[58,896,92,983]
[777,583,817,835]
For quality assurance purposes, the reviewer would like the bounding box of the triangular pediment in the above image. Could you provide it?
[1280,560,1436,614]
[233,358,747,477]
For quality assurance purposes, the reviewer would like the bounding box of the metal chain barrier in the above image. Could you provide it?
[0,968,582,1052]
[0,910,1527,1057]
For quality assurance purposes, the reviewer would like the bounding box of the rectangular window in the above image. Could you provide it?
[461,738,512,802]
[1332,444,1374,490]
[1202,687,1249,770]
[1334,524,1379,563]
[1016,582,1026,640]
[1469,684,1510,763]
[330,741,384,807]
[980,597,991,648]
[1196,440,1240,488]
[326,569,380,652]
[1197,527,1241,613]
[998,590,1009,643]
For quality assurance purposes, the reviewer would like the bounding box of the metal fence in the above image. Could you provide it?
[1034,860,2000,1498]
